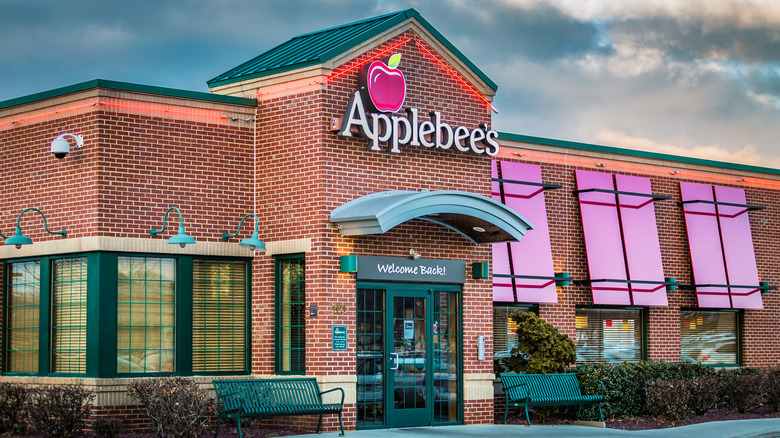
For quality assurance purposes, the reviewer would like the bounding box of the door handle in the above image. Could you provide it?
[390,352,400,370]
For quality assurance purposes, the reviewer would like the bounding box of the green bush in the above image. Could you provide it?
[686,375,722,415]
[500,312,576,374]
[127,377,213,438]
[764,368,780,411]
[723,373,765,413]
[0,382,31,435]
[645,379,690,420]
[26,384,94,438]
[574,361,717,420]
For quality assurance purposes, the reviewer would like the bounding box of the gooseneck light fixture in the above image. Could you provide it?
[222,213,265,251]
[51,133,83,159]
[4,208,67,249]
[150,206,196,248]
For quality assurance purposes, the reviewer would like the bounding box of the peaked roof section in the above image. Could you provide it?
[207,8,496,92]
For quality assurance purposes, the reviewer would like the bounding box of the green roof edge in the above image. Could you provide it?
[498,131,780,176]
[207,8,498,93]
[0,79,257,111]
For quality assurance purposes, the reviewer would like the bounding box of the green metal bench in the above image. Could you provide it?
[499,373,604,426]
[212,378,345,438]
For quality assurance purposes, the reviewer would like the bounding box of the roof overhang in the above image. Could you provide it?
[329,190,533,244]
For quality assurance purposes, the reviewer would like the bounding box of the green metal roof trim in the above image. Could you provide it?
[207,8,497,92]
[499,132,780,176]
[0,79,257,111]
[330,190,532,245]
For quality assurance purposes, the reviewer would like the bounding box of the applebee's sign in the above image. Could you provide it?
[334,54,499,156]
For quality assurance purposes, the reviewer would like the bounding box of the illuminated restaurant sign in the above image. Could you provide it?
[334,54,499,156]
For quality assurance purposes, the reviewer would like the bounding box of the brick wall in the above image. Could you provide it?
[498,149,780,367]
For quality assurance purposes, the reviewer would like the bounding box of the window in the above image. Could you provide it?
[192,260,247,373]
[3,252,249,377]
[117,257,176,374]
[575,308,644,363]
[493,306,531,359]
[52,257,88,373]
[6,261,41,373]
[275,255,305,374]
[681,310,740,365]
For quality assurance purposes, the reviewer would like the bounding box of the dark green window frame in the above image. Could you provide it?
[274,253,306,375]
[680,308,742,367]
[2,252,250,378]
[575,306,648,364]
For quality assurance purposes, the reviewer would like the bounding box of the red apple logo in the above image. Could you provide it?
[363,53,406,113]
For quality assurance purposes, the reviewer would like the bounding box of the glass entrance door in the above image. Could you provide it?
[356,283,461,429]
[388,290,430,427]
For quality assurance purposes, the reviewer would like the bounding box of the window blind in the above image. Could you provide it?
[192,260,247,373]
[575,308,642,363]
[680,310,738,365]
[52,257,88,374]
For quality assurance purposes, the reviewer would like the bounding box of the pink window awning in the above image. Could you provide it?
[576,170,670,306]
[680,182,764,309]
[492,161,559,303]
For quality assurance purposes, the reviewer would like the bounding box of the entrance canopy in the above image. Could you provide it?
[330,190,533,244]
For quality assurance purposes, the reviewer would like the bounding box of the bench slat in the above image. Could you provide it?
[499,373,604,426]
[213,378,345,438]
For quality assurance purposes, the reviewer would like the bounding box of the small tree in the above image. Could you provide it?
[501,312,576,374]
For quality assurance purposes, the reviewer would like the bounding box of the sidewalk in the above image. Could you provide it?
[290,419,780,438]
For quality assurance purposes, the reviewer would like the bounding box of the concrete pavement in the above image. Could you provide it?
[289,419,780,438]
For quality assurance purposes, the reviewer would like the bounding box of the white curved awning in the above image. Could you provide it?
[329,190,533,244]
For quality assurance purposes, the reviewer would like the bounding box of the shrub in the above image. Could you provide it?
[126,377,214,438]
[93,418,123,438]
[687,375,722,415]
[765,368,780,411]
[723,373,766,413]
[501,312,576,374]
[26,384,94,438]
[0,382,31,435]
[645,379,690,420]
[574,361,717,420]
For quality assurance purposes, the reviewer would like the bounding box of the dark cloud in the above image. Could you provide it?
[1,0,778,166]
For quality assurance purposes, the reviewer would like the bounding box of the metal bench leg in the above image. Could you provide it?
[214,416,221,438]
[524,405,531,427]
[317,413,323,434]
[236,417,243,438]
[338,411,345,437]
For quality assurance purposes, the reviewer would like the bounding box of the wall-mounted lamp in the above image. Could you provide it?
[409,249,421,260]
[472,262,489,279]
[4,208,66,249]
[665,277,677,291]
[555,272,570,287]
[150,206,195,248]
[222,213,265,251]
[51,133,83,159]
[340,255,358,273]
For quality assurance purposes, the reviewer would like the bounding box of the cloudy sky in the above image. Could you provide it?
[2,0,779,167]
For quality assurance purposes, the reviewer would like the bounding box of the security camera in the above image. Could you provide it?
[51,133,83,159]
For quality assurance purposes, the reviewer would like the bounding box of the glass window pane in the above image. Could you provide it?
[192,260,247,373]
[493,306,529,358]
[51,257,88,374]
[276,256,305,374]
[7,261,41,373]
[117,256,176,374]
[681,310,739,365]
[575,308,643,364]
